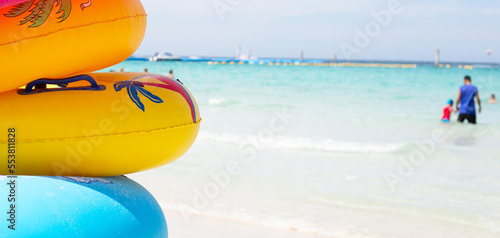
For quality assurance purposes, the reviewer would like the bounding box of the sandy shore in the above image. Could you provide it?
[165,210,321,238]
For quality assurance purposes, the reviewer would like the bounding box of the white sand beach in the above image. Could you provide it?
[164,211,323,238]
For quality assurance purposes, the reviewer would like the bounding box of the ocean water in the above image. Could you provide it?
[116,61,500,238]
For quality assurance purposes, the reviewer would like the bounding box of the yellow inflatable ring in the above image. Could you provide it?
[0,73,201,176]
[0,0,147,93]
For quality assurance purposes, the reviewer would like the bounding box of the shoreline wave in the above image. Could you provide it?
[198,132,405,153]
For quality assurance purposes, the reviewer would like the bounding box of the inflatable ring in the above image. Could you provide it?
[0,0,147,93]
[0,72,201,176]
[0,175,167,237]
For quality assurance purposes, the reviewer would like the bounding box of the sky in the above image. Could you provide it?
[137,0,500,63]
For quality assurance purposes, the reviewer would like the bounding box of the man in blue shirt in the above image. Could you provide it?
[456,76,481,124]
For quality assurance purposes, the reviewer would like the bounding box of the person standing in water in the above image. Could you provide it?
[489,94,498,103]
[442,99,457,122]
[456,76,481,124]
[169,70,174,79]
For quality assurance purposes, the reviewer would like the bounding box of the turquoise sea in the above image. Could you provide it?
[118,61,500,237]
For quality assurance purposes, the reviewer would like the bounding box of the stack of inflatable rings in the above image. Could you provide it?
[0,1,201,237]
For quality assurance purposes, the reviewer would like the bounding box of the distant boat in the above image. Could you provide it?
[238,54,258,61]
[149,52,182,62]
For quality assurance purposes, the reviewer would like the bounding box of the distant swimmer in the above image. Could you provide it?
[489,94,498,103]
[456,76,481,124]
[119,68,124,72]
[169,70,174,79]
[442,99,457,122]
[144,68,148,72]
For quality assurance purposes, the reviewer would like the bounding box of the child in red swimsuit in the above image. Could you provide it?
[442,99,457,122]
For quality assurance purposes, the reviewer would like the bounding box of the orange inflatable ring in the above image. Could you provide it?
[0,0,147,93]
[0,0,29,9]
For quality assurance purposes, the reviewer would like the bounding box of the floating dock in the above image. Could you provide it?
[127,56,480,69]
